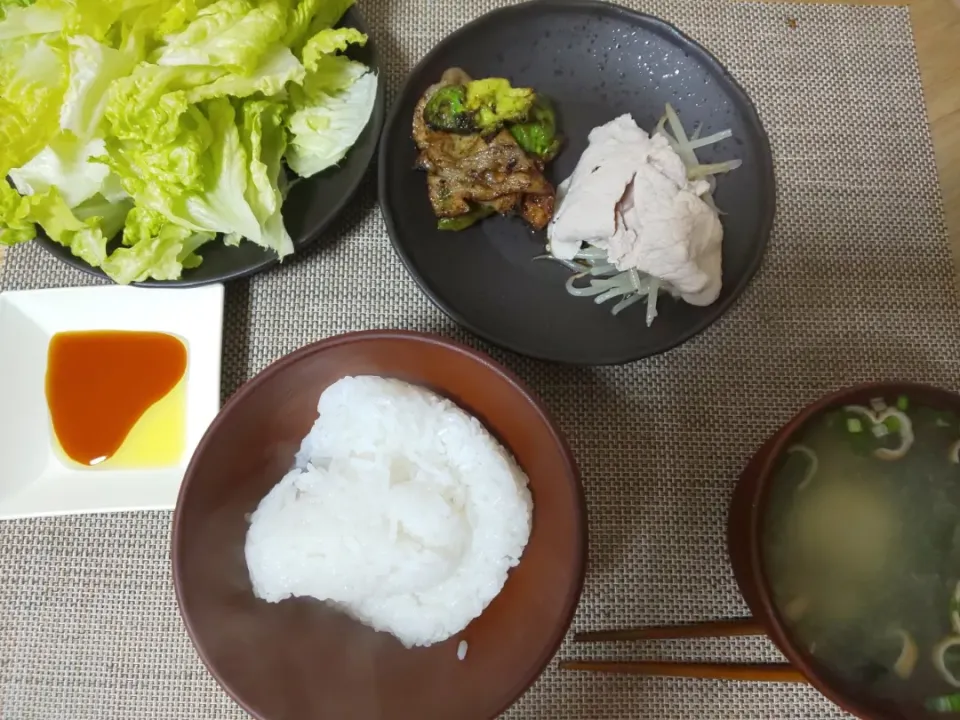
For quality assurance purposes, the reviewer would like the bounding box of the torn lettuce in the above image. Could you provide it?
[0,0,376,283]
[285,27,376,178]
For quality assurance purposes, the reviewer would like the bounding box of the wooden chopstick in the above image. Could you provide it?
[574,618,766,643]
[560,660,808,683]
[564,619,803,684]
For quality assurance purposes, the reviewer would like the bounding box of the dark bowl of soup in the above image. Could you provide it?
[729,382,960,719]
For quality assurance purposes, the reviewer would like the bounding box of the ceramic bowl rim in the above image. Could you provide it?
[170,329,588,719]
[742,381,960,719]
[376,0,776,365]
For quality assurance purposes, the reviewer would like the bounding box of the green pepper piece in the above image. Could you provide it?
[424,79,537,135]
[509,95,562,160]
[437,205,495,231]
[423,85,477,133]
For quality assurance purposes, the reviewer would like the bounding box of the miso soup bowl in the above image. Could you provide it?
[728,381,960,720]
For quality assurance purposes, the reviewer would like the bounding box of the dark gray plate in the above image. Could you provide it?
[379,0,775,365]
[39,6,385,288]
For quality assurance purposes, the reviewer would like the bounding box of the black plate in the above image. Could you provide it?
[379,0,775,365]
[39,6,385,288]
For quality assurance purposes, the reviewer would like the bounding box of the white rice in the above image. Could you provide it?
[244,376,533,648]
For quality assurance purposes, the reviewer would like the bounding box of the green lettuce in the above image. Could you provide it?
[184,44,304,103]
[101,207,215,283]
[286,28,375,178]
[0,179,37,246]
[8,135,113,207]
[240,99,292,256]
[301,25,364,67]
[60,35,137,139]
[152,0,287,74]
[0,0,40,19]
[21,188,132,268]
[0,35,68,175]
[167,98,268,245]
[155,0,214,36]
[284,0,351,49]
[0,0,376,283]
[0,1,62,39]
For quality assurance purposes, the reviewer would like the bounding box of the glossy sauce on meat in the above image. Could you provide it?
[413,68,557,229]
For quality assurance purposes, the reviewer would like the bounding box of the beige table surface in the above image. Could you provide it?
[770,0,960,261]
[2,0,956,267]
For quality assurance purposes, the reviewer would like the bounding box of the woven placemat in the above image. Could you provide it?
[0,1,952,718]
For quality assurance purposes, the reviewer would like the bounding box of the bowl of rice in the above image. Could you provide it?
[171,330,586,720]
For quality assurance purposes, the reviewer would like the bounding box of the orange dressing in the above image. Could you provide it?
[46,330,188,468]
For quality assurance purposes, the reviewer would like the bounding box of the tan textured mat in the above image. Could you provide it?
[0,1,953,718]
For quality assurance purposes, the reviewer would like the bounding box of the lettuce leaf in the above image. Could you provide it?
[105,64,220,147]
[0,35,68,175]
[301,26,364,69]
[184,43,304,103]
[7,34,132,224]
[175,98,262,239]
[101,206,215,283]
[108,97,291,257]
[2,0,374,282]
[27,188,131,268]
[60,35,137,139]
[8,135,112,207]
[239,98,292,257]
[0,0,40,20]
[153,0,287,74]
[0,179,37,245]
[155,0,214,36]
[286,54,376,178]
[284,0,351,50]
[0,1,62,39]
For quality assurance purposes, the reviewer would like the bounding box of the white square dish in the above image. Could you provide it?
[0,284,224,519]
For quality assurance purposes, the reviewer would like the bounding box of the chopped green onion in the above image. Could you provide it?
[897,395,909,411]
[847,418,863,433]
[927,693,960,712]
[884,416,901,432]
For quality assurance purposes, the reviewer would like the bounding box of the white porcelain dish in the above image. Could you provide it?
[0,284,224,519]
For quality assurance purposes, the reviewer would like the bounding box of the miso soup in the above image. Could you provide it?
[763,394,960,714]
